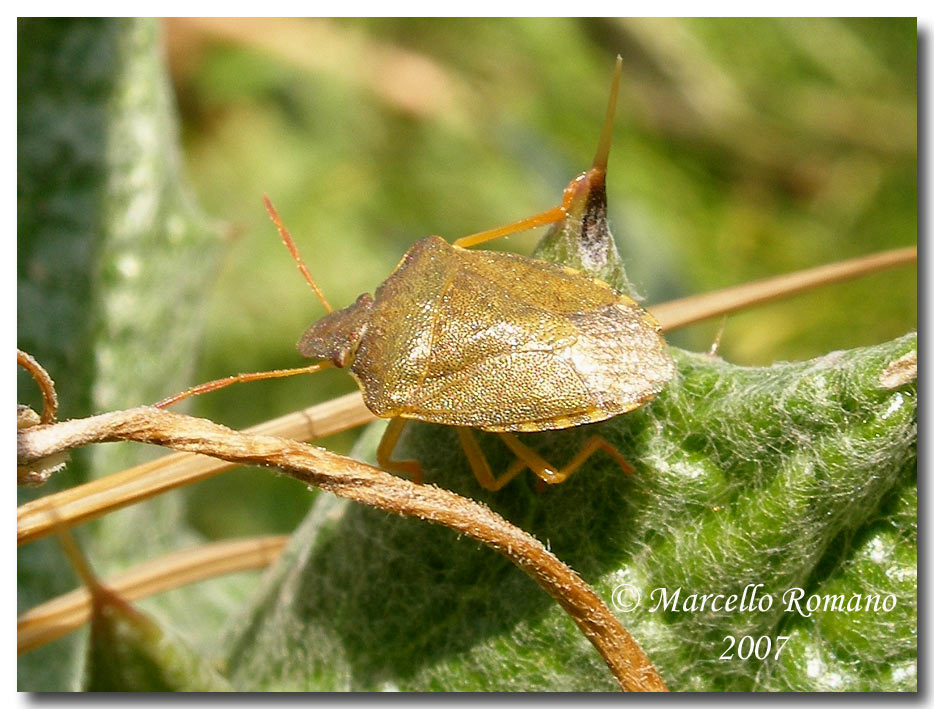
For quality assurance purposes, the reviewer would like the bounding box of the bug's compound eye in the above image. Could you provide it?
[332,346,354,369]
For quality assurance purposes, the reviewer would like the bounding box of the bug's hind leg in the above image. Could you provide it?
[456,428,527,491]
[498,432,634,486]
[377,418,422,484]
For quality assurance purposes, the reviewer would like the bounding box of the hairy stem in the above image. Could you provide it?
[16,392,372,545]
[17,407,667,692]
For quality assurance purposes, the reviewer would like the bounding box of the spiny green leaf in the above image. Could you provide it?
[533,165,637,297]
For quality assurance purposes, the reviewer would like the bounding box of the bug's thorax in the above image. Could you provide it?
[297,293,374,368]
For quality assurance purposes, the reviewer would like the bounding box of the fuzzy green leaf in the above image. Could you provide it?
[754,480,917,691]
[85,590,232,692]
[221,334,915,691]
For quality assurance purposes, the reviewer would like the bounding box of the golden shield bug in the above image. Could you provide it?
[158,58,675,490]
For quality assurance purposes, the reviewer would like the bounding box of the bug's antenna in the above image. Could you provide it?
[153,198,339,409]
[153,361,333,409]
[592,56,622,174]
[263,195,334,314]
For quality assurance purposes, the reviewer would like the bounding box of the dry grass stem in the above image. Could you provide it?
[17,535,287,655]
[650,245,916,332]
[17,407,668,691]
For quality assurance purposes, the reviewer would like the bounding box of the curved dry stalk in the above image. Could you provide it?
[16,245,916,545]
[17,350,67,487]
[18,535,287,655]
[17,349,58,424]
[17,407,668,692]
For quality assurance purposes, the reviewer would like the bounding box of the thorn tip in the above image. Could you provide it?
[592,57,623,172]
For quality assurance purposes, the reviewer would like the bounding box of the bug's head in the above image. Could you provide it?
[297,293,374,368]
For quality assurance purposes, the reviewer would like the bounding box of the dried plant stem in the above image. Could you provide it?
[16,392,372,546]
[17,349,58,424]
[16,245,915,546]
[17,407,667,692]
[18,535,287,655]
[650,245,916,332]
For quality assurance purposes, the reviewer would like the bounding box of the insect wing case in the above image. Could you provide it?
[350,236,673,431]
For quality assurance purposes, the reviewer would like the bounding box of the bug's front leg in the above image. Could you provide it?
[376,417,422,484]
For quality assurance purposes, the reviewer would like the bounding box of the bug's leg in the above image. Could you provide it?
[557,435,635,479]
[453,206,568,249]
[498,433,634,486]
[456,428,526,491]
[376,417,422,484]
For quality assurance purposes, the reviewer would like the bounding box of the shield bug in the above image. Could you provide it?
[158,58,675,490]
